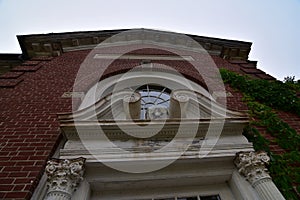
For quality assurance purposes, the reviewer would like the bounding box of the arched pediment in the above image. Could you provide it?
[58,88,247,122]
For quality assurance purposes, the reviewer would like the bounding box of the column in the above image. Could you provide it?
[44,157,86,200]
[123,92,141,119]
[234,151,285,200]
[169,90,189,118]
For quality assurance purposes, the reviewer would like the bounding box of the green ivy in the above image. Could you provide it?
[243,124,270,152]
[246,101,300,152]
[220,69,300,116]
[269,153,298,199]
[220,69,300,199]
[284,76,300,92]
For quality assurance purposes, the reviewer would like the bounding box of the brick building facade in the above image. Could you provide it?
[0,29,298,199]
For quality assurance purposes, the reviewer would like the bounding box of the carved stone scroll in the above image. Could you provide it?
[44,157,86,200]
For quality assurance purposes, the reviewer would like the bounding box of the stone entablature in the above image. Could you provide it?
[17,29,251,60]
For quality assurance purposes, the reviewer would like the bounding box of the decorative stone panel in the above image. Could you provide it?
[234,151,271,184]
[44,157,86,200]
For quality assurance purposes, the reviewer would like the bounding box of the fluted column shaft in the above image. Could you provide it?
[253,178,285,200]
[234,151,285,200]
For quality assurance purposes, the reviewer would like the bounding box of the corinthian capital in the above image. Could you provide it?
[45,157,86,199]
[234,151,271,185]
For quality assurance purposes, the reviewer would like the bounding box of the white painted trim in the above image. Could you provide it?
[79,71,212,110]
[229,170,259,200]
[90,183,234,200]
[72,179,90,200]
[93,54,194,61]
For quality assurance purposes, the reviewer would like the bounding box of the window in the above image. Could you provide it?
[133,84,171,119]
[200,195,221,200]
[78,71,215,121]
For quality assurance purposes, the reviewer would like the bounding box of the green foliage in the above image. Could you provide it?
[269,153,299,199]
[243,125,270,152]
[284,76,297,83]
[220,69,300,116]
[284,76,300,92]
[246,101,300,151]
[220,69,300,199]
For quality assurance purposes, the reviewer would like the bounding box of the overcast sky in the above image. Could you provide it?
[0,0,299,81]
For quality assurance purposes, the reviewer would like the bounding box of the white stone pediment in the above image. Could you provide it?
[59,89,247,122]
[58,88,252,164]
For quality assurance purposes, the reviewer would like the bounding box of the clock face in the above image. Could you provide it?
[130,84,171,119]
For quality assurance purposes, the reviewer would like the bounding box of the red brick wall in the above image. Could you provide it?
[1,48,287,199]
[0,51,88,199]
